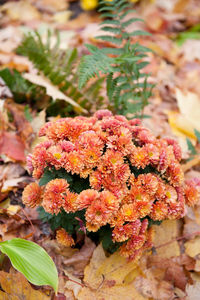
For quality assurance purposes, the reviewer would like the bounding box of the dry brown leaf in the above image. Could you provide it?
[185,236,200,258]
[71,244,146,300]
[23,73,87,113]
[134,273,175,300]
[63,237,96,277]
[152,220,181,258]
[147,256,188,290]
[1,1,41,22]
[0,271,50,299]
[4,99,34,148]
[33,0,69,13]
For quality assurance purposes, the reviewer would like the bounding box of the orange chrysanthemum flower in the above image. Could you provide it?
[85,191,117,231]
[56,228,75,247]
[22,182,43,208]
[112,220,141,242]
[65,151,84,174]
[24,109,197,261]
[150,201,168,221]
[129,146,149,169]
[43,179,69,215]
[119,204,139,222]
[63,191,78,213]
[76,189,99,210]
[185,179,200,206]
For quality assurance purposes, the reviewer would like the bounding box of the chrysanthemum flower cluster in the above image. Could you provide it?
[22,110,199,260]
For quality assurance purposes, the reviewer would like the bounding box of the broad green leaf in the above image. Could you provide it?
[0,238,58,292]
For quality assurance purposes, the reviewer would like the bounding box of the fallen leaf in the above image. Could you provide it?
[134,273,175,300]
[186,281,200,300]
[0,131,26,162]
[1,1,41,22]
[34,0,69,13]
[152,220,181,258]
[63,237,96,277]
[167,110,196,141]
[23,73,87,113]
[180,40,200,62]
[71,244,146,300]
[52,11,72,24]
[0,163,25,181]
[176,88,200,132]
[0,26,22,53]
[30,109,46,134]
[4,99,34,148]
[0,270,50,299]
[147,256,188,290]
[185,236,200,258]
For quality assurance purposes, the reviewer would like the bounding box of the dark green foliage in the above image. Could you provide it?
[39,167,90,192]
[17,30,104,112]
[146,217,162,227]
[39,167,73,186]
[38,207,85,235]
[0,68,44,103]
[79,0,154,118]
[96,225,122,253]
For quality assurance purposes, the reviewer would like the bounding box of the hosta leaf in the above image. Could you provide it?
[0,238,58,292]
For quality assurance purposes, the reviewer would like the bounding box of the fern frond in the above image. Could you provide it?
[16,30,104,113]
[78,0,153,118]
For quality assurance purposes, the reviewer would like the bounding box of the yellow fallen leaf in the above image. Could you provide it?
[152,220,181,258]
[167,111,196,141]
[23,73,87,114]
[176,88,200,132]
[185,236,200,258]
[0,271,50,300]
[74,244,147,300]
[52,11,72,24]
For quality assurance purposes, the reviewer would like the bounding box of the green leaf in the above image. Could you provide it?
[39,169,55,186]
[95,35,122,45]
[186,138,197,155]
[129,30,151,37]
[194,129,200,143]
[0,238,58,292]
[24,105,33,122]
